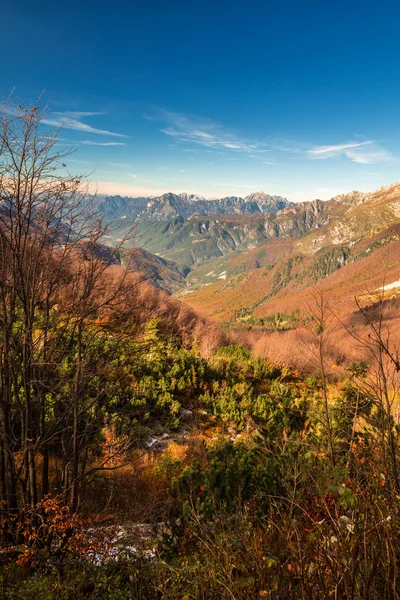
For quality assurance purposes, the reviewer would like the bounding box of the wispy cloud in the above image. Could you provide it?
[308,141,371,156]
[81,141,127,146]
[42,111,128,138]
[268,137,307,154]
[308,140,395,164]
[152,109,267,154]
[345,146,395,165]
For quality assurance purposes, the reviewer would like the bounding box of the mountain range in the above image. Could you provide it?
[97,191,292,223]
[96,184,400,323]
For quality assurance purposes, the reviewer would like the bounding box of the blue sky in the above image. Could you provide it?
[3,0,400,201]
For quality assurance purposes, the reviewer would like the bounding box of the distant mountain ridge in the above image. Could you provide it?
[96,182,400,310]
[97,191,293,223]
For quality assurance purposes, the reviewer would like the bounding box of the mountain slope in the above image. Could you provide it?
[180,183,400,322]
[127,247,186,293]
[98,182,400,308]
[134,197,337,272]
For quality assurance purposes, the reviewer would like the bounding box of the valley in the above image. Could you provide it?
[98,183,400,329]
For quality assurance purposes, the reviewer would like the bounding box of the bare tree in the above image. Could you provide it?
[342,289,400,492]
[0,96,134,512]
[297,286,336,466]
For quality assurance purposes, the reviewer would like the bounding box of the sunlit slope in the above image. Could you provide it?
[297,182,400,253]
[179,184,400,322]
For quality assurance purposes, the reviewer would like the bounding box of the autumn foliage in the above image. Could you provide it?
[2,99,400,599]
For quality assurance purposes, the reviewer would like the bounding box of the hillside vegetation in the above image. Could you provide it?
[181,187,400,328]
[2,101,400,600]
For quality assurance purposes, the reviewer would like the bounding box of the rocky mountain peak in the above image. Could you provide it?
[177,192,207,202]
[329,190,370,207]
[244,191,272,201]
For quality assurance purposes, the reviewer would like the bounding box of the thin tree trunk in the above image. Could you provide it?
[0,403,17,511]
[0,438,6,505]
[346,388,360,472]
[70,320,83,513]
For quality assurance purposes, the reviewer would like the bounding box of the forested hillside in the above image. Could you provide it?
[181,188,400,333]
